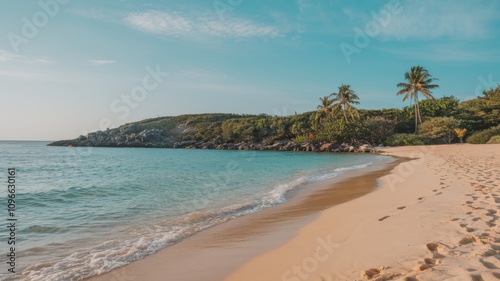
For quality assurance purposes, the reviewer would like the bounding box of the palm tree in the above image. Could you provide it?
[315,96,333,124]
[330,84,360,123]
[397,66,439,133]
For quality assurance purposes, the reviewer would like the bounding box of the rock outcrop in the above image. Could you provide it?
[48,118,380,154]
[48,125,176,148]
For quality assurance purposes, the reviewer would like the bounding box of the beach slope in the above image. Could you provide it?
[225,144,500,281]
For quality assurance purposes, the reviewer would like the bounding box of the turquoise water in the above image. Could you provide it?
[0,141,389,281]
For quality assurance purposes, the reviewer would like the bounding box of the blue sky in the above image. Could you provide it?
[1,0,499,140]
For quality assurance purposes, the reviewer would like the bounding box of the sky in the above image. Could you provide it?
[0,0,499,140]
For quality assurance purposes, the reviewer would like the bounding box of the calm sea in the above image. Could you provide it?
[0,141,389,281]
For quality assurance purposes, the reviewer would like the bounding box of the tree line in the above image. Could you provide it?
[172,65,500,146]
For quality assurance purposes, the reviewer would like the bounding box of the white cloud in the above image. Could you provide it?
[379,0,498,40]
[0,49,55,64]
[88,60,117,66]
[123,10,281,38]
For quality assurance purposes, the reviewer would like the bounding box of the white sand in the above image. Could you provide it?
[225,144,500,281]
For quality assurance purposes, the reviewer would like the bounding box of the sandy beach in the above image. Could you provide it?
[226,144,500,281]
[89,144,500,281]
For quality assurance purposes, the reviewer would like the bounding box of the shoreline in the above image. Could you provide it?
[87,144,500,281]
[226,144,500,280]
[86,155,402,281]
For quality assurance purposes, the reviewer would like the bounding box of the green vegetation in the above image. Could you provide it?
[136,84,498,147]
[487,135,500,144]
[466,124,500,144]
[81,67,500,148]
[385,134,426,146]
[419,117,458,144]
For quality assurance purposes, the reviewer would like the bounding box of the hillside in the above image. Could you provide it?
[48,85,500,150]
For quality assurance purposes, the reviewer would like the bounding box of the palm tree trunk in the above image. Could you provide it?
[414,93,419,134]
[414,103,418,134]
[416,100,422,123]
[343,104,348,123]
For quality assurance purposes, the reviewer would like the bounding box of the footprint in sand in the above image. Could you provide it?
[397,206,406,210]
[361,267,401,280]
[378,216,390,222]
[426,242,440,252]
[459,236,476,245]
[425,242,446,258]
[472,272,500,281]
[418,197,424,201]
[466,227,476,233]
[479,257,499,269]
[417,257,441,271]
[362,268,381,279]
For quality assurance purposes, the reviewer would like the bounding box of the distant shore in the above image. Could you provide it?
[87,144,500,281]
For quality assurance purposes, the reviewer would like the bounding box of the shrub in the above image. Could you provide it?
[487,135,500,144]
[385,134,426,146]
[467,125,500,144]
[292,135,308,143]
[365,117,396,145]
[419,117,458,144]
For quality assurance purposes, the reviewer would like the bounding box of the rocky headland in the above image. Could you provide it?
[48,115,379,153]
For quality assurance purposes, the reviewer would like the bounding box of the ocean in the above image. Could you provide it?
[0,141,390,281]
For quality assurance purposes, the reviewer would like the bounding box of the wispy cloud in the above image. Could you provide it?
[123,10,282,38]
[379,0,498,40]
[0,49,55,64]
[175,69,212,78]
[0,69,55,81]
[88,59,116,66]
